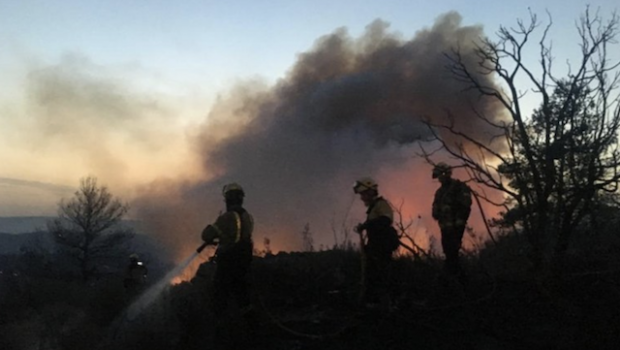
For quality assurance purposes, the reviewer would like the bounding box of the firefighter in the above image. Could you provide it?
[124,253,148,297]
[201,182,255,343]
[432,163,472,277]
[353,177,399,310]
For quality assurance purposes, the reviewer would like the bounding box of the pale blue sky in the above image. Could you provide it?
[0,0,618,216]
[3,0,616,89]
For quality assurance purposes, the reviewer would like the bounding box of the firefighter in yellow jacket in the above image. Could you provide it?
[432,163,472,276]
[353,177,399,309]
[201,183,254,325]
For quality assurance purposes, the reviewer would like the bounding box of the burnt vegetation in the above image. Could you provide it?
[2,8,620,350]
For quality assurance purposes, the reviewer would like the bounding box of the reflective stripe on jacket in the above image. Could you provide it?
[202,207,254,248]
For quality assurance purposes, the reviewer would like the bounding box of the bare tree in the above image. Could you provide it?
[423,8,620,270]
[48,176,133,280]
[391,200,433,260]
[301,223,315,252]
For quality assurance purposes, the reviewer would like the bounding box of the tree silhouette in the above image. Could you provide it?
[423,8,620,271]
[48,176,134,280]
[301,223,315,252]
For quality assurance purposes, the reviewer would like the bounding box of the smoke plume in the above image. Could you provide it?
[134,13,505,260]
[1,53,198,191]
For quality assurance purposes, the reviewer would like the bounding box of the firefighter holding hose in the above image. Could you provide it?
[200,182,255,344]
[353,177,399,311]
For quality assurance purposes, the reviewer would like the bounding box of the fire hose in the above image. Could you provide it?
[357,228,367,304]
[195,241,362,340]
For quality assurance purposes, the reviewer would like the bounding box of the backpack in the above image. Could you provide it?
[385,226,401,253]
[366,198,401,253]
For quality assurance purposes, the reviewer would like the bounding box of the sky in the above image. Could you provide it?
[1,0,618,257]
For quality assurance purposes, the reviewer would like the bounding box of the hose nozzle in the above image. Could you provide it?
[197,242,208,253]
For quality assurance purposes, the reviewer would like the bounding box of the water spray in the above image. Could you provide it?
[124,242,210,320]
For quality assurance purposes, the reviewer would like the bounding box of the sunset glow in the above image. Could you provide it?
[1,0,614,258]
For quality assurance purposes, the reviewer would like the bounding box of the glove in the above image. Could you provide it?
[354,223,365,234]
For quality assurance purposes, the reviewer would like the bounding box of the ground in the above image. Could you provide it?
[105,249,620,350]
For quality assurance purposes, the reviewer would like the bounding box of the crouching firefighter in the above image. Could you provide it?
[353,177,400,310]
[200,182,255,342]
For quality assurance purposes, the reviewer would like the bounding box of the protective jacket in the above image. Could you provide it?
[432,178,472,228]
[124,261,148,288]
[202,205,254,257]
[360,197,397,253]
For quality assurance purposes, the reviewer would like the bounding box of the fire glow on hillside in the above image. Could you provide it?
[133,13,507,271]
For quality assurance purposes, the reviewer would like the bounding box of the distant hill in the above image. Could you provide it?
[0,231,50,255]
[0,228,174,281]
[0,217,172,269]
[0,216,52,234]
[0,216,141,235]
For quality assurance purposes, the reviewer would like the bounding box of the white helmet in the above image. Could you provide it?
[353,177,378,194]
[222,182,244,196]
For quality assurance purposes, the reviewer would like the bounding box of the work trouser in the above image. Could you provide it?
[212,242,253,317]
[363,243,393,305]
[212,242,255,348]
[440,224,466,276]
[124,280,146,300]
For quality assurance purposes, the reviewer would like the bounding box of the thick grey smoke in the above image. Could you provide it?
[134,13,505,258]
